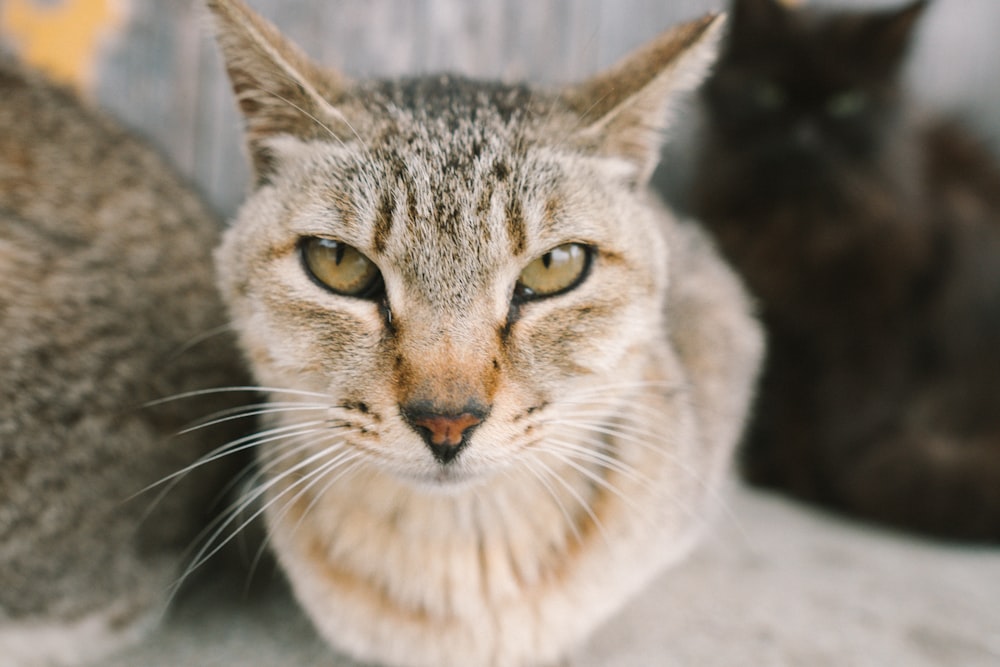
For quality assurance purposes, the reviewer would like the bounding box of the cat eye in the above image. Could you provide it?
[300,237,384,299]
[827,91,866,118]
[514,243,591,301]
[754,81,786,110]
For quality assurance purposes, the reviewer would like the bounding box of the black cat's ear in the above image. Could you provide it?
[862,0,928,73]
[730,0,787,34]
[562,14,725,186]
[205,0,354,182]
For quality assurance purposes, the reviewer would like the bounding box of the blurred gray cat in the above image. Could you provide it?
[0,58,247,664]
[207,1,763,666]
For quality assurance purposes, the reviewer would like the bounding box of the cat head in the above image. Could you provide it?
[703,0,927,177]
[207,0,722,488]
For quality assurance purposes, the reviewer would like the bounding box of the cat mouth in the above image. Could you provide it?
[399,464,486,493]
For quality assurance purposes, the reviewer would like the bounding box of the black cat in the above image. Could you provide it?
[692,0,1000,541]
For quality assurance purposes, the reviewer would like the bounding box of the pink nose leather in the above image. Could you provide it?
[410,412,483,447]
[401,401,490,465]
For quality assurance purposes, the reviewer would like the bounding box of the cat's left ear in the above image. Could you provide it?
[562,14,725,186]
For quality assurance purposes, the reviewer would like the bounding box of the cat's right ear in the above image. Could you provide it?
[562,14,725,187]
[205,0,353,183]
[725,0,791,57]
[730,0,787,37]
[857,0,928,75]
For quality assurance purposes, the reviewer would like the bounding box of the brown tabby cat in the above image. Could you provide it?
[0,58,246,664]
[693,0,1000,541]
[205,1,763,666]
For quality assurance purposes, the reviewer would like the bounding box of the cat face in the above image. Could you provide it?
[703,0,927,179]
[219,101,664,488]
[210,2,723,490]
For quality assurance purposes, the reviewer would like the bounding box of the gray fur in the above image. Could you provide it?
[0,59,247,665]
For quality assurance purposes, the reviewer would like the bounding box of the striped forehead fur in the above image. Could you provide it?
[261,75,584,310]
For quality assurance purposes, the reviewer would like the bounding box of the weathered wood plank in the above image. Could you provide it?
[2,0,999,218]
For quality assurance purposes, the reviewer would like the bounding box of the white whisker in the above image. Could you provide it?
[570,378,682,394]
[541,437,704,531]
[186,400,328,422]
[535,447,644,516]
[176,404,328,436]
[529,457,611,549]
[268,451,365,545]
[515,462,584,545]
[169,432,356,597]
[166,323,236,361]
[258,77,375,165]
[259,88,352,150]
[543,417,682,464]
[540,413,737,532]
[136,420,327,498]
[246,450,365,586]
[133,422,329,535]
[144,385,333,407]
[543,437,655,489]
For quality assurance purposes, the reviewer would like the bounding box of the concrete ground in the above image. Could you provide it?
[105,482,1000,667]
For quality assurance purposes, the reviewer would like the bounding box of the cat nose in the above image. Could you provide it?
[400,401,489,464]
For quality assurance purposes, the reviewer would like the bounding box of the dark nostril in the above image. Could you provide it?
[401,401,489,465]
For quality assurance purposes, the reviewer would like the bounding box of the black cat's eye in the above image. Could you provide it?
[299,237,384,299]
[514,243,592,302]
[826,91,867,118]
[754,81,786,110]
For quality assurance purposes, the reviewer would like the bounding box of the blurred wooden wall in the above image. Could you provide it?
[2,0,999,219]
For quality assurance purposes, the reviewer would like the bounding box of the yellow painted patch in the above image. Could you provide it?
[0,0,129,93]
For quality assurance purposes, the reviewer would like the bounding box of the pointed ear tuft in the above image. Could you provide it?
[205,0,353,181]
[562,13,725,186]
